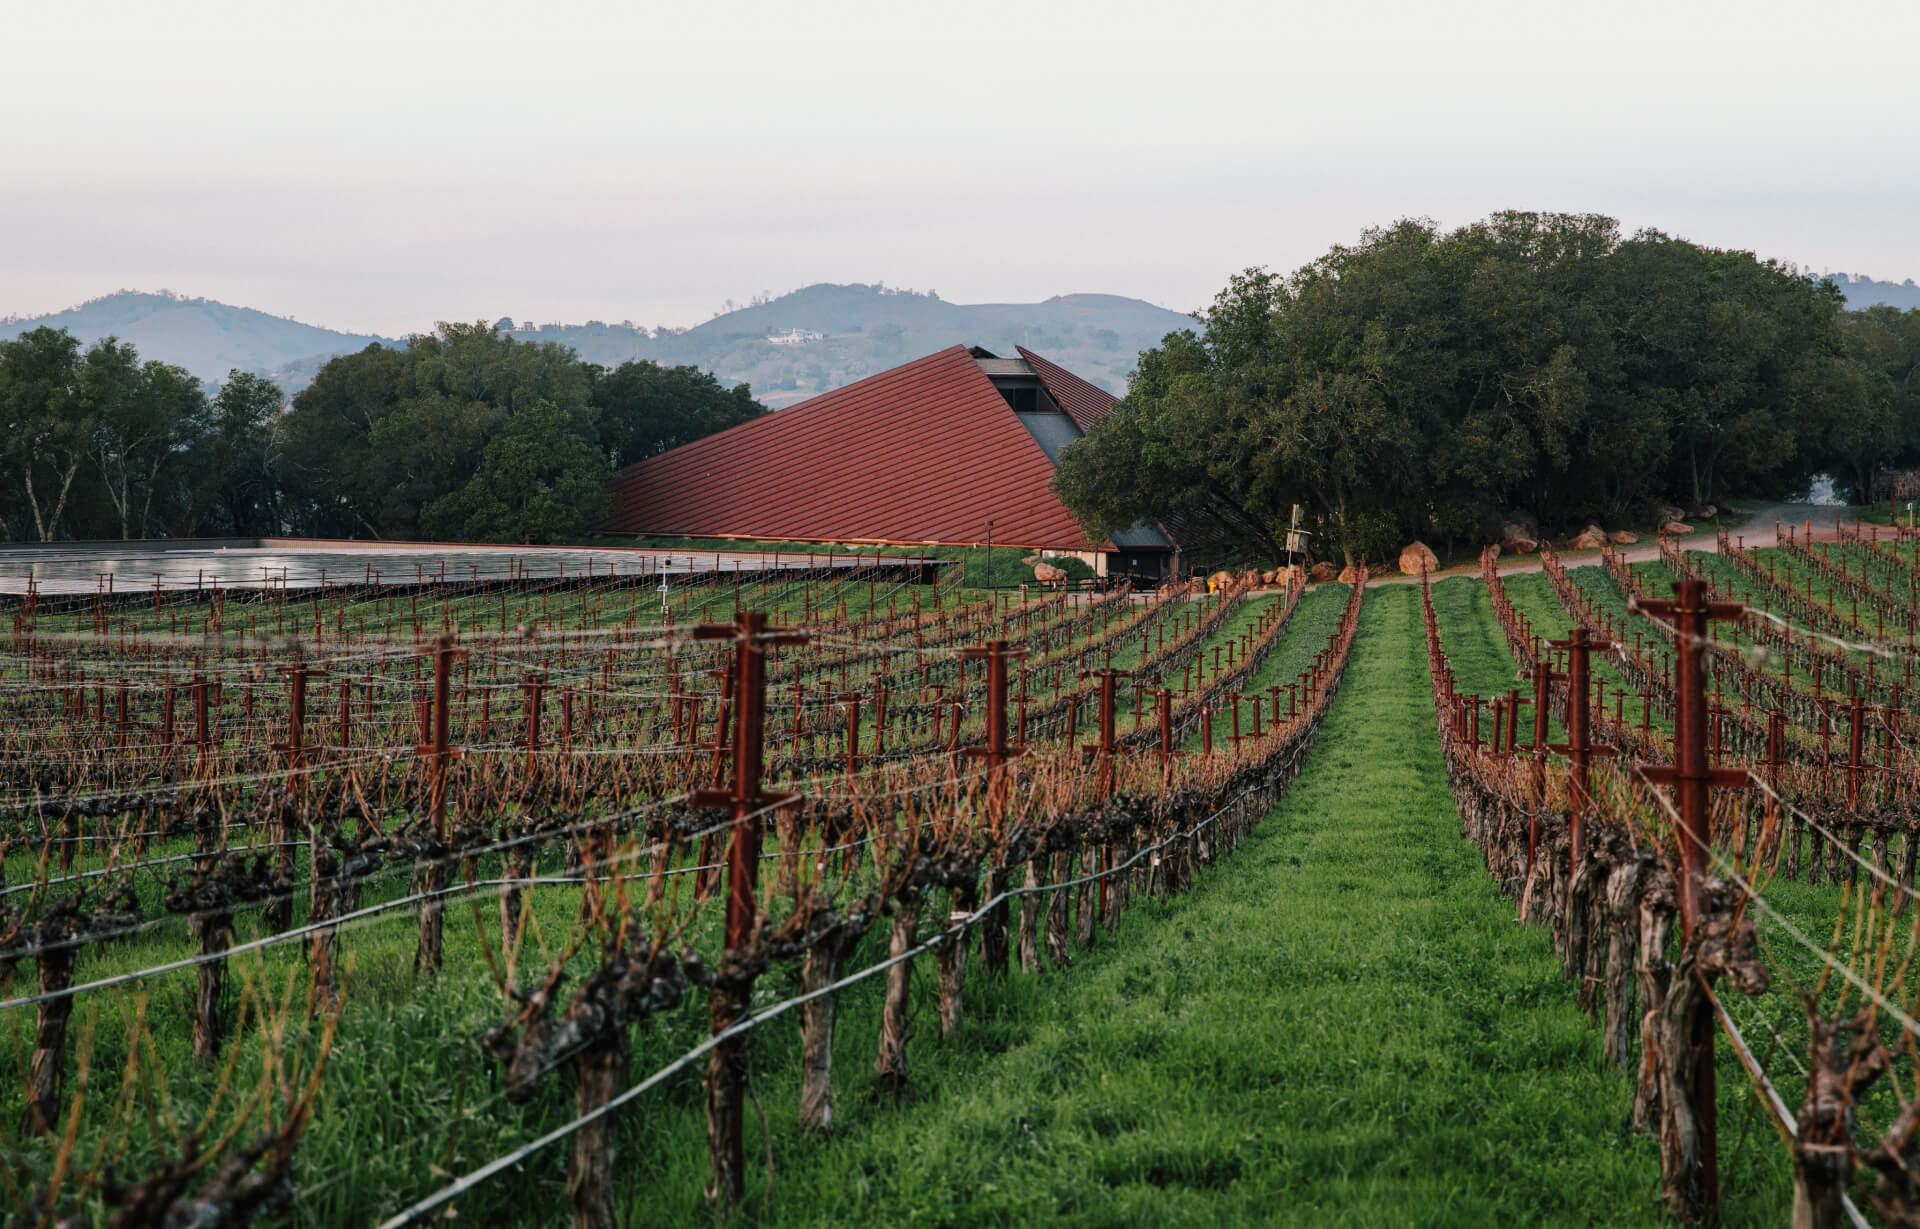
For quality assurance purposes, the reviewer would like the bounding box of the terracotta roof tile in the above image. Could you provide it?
[604,345,1106,550]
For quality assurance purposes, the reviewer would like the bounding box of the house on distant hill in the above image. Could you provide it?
[765,328,824,345]
[603,344,1177,581]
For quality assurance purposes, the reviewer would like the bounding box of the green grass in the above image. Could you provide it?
[1428,576,1566,745]
[1177,585,1348,751]
[15,581,1867,1226]
[1501,571,1664,734]
[39,570,989,646]
[679,585,1670,1227]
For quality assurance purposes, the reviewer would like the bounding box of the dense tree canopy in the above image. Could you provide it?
[0,327,241,541]
[590,360,761,468]
[1054,213,1917,565]
[0,322,767,544]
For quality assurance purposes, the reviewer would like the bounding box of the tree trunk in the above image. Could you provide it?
[797,941,841,1132]
[191,906,234,1066]
[1658,957,1716,1221]
[1900,823,1918,914]
[1016,862,1039,974]
[413,859,449,977]
[1634,880,1675,1136]
[41,458,81,543]
[24,945,76,1135]
[1564,851,1597,988]
[1045,850,1073,969]
[1581,875,1607,1022]
[874,894,920,1092]
[1791,1015,1856,1229]
[263,801,294,933]
[705,977,751,1209]
[1103,839,1125,931]
[1603,860,1642,1069]
[502,843,536,971]
[935,886,971,1038]
[23,466,44,542]
[570,1035,624,1229]
[306,835,337,1005]
[1073,845,1097,950]
[979,865,1010,976]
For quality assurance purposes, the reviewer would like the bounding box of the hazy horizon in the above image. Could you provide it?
[5,0,1915,338]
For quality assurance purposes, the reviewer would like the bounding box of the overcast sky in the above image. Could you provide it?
[3,0,1914,336]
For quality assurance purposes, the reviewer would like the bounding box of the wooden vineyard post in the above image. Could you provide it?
[412,636,467,977]
[962,640,1027,977]
[1633,580,1748,1223]
[692,612,806,1210]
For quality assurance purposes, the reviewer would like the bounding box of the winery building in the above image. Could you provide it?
[603,345,1177,581]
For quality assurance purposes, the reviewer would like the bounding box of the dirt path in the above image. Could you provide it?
[1367,501,1829,586]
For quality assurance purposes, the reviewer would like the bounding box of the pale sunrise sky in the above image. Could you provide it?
[2,0,1915,335]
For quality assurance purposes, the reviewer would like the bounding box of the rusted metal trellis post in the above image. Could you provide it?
[268,653,325,932]
[412,636,467,976]
[418,636,467,840]
[1548,627,1615,872]
[1634,579,1747,1223]
[957,638,1029,985]
[692,612,807,1210]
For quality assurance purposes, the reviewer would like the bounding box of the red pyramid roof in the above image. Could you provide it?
[1017,345,1120,433]
[603,345,1104,549]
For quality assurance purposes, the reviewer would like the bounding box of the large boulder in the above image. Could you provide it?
[1691,504,1718,520]
[1660,506,1686,524]
[1661,521,1694,537]
[1398,541,1440,576]
[1207,569,1236,592]
[1500,521,1535,546]
[1571,524,1609,550]
[1020,554,1039,565]
[1260,568,1279,585]
[1337,564,1367,585]
[1283,564,1309,589]
[1032,561,1068,585]
[1310,561,1338,583]
[1504,536,1539,556]
[1608,530,1639,545]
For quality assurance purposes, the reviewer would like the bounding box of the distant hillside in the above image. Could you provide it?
[507,284,1196,408]
[1,284,1193,403]
[1830,273,1920,311]
[0,291,395,387]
